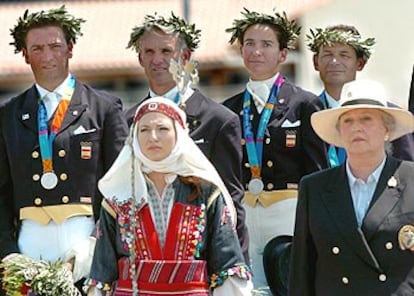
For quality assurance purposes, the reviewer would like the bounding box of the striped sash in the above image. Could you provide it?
[115,258,209,295]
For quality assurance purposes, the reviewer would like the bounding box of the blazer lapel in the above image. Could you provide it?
[183,91,202,133]
[272,83,289,121]
[237,87,286,120]
[321,165,381,269]
[18,86,39,134]
[362,157,402,241]
[58,82,87,134]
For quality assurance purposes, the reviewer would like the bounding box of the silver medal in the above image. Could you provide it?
[248,178,264,195]
[40,172,58,190]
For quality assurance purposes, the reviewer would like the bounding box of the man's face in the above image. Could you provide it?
[314,42,366,91]
[23,26,72,90]
[240,24,287,80]
[138,30,182,92]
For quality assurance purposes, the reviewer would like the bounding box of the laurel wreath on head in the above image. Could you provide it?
[306,28,376,61]
[10,5,85,53]
[127,12,201,52]
[225,7,301,49]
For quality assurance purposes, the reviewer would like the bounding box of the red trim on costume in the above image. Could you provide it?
[116,259,208,295]
[134,102,185,128]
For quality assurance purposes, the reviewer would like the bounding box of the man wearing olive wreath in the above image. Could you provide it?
[307,24,414,165]
[0,6,128,294]
[222,8,329,295]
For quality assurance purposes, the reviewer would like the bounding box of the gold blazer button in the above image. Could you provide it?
[58,150,66,158]
[34,197,42,206]
[332,246,340,254]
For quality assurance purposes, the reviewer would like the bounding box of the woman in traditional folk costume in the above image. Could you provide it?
[85,97,252,296]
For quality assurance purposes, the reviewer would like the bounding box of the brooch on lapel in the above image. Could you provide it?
[398,224,414,251]
[387,176,397,188]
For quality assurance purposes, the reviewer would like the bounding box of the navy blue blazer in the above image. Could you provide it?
[223,78,329,192]
[290,156,414,295]
[0,80,128,258]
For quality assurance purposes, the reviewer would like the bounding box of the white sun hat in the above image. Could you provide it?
[311,79,414,147]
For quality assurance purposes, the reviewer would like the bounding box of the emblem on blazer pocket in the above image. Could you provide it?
[285,130,297,148]
[80,141,93,160]
[398,224,414,251]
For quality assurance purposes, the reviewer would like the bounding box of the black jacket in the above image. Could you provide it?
[290,156,414,296]
[0,80,128,257]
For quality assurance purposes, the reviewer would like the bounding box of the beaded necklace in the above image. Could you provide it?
[128,137,139,296]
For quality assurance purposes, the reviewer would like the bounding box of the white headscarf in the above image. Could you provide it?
[98,97,236,222]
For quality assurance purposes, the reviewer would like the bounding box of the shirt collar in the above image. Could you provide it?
[36,74,71,100]
[247,73,280,108]
[346,156,387,186]
[248,73,279,92]
[149,86,194,103]
[324,91,340,108]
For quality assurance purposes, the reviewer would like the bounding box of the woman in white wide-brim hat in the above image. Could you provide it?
[85,97,252,296]
[311,79,414,152]
[289,79,414,296]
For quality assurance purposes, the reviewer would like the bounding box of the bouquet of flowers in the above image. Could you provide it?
[1,253,81,296]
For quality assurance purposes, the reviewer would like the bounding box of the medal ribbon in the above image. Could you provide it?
[243,75,284,179]
[319,92,346,167]
[38,76,75,174]
[173,92,180,104]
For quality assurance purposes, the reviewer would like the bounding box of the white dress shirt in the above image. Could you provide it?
[346,157,386,227]
[36,74,71,120]
[324,91,340,109]
[149,86,194,104]
[19,74,94,263]
[246,73,279,114]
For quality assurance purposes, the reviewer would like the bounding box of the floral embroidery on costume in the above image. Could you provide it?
[83,278,112,291]
[188,203,206,258]
[106,197,207,260]
[210,264,252,288]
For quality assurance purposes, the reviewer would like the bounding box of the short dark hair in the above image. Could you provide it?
[10,5,85,53]
[226,8,301,50]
